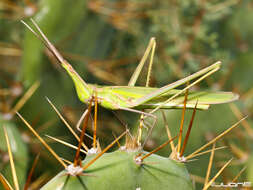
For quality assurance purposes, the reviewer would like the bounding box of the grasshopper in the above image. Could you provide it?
[22,19,238,127]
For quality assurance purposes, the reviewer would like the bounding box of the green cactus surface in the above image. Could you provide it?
[41,149,194,190]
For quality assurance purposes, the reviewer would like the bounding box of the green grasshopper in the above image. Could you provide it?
[22,19,238,121]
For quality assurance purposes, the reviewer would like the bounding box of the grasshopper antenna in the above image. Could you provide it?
[21,19,64,63]
[21,19,91,94]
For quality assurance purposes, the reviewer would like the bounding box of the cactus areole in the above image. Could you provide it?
[41,148,194,190]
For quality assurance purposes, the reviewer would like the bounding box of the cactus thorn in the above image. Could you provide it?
[204,143,216,185]
[177,87,189,153]
[93,92,98,149]
[82,130,128,171]
[203,158,233,190]
[45,135,87,154]
[3,126,19,190]
[16,112,67,168]
[180,100,198,157]
[190,146,227,159]
[46,97,89,151]
[161,110,176,154]
[139,135,178,162]
[0,173,13,190]
[112,132,121,148]
[186,116,248,160]
[24,154,40,190]
[73,99,92,167]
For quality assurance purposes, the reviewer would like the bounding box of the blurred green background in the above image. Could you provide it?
[0,0,253,189]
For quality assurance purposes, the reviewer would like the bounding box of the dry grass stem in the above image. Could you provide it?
[190,174,205,184]
[10,81,40,114]
[229,103,253,137]
[232,166,247,182]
